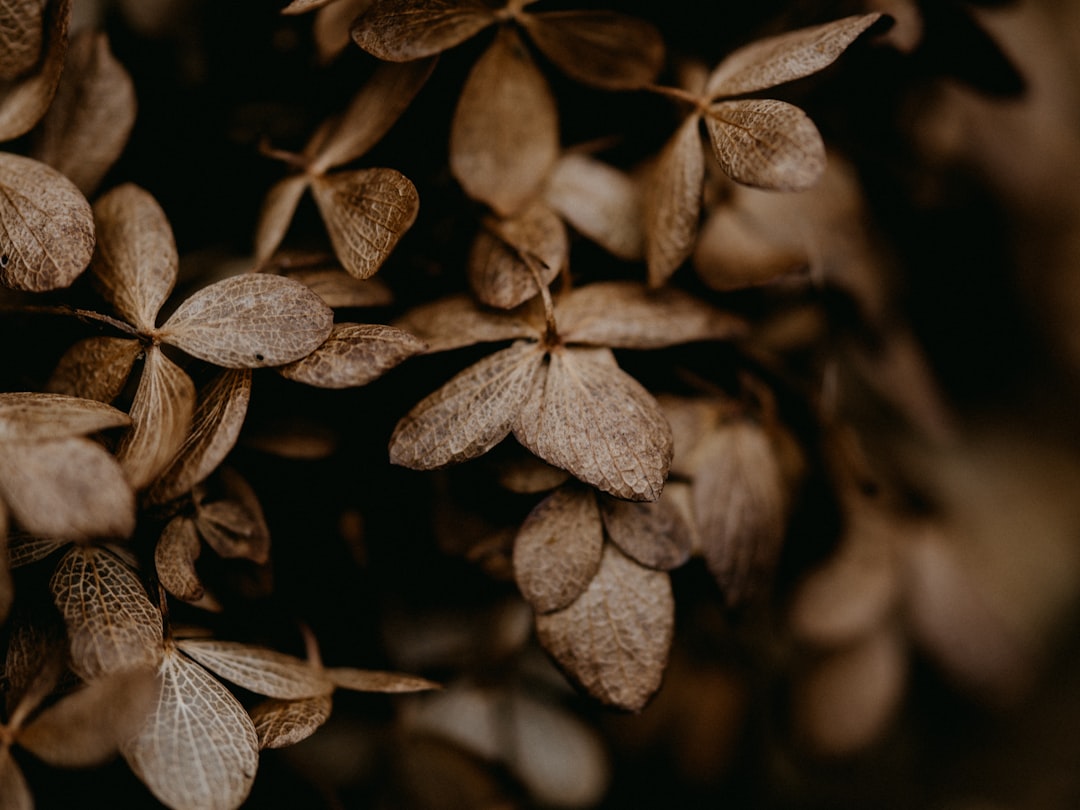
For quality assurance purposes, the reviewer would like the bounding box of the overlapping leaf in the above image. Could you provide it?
[278,323,425,388]
[0,0,70,142]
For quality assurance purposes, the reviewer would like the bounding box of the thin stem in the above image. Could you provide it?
[522,252,558,345]
[257,137,310,172]
[1,304,141,338]
[644,83,707,112]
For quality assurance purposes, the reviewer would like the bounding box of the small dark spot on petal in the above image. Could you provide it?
[255,353,265,362]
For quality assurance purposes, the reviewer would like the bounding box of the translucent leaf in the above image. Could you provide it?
[116,345,196,490]
[390,340,545,470]
[393,294,542,353]
[644,115,705,287]
[3,611,63,715]
[450,27,558,216]
[156,516,207,604]
[285,267,393,309]
[45,336,141,403]
[0,0,69,142]
[513,483,604,613]
[522,10,664,90]
[706,13,882,99]
[0,152,94,292]
[704,99,825,192]
[600,492,693,572]
[543,153,642,261]
[495,453,569,494]
[278,322,426,388]
[7,534,66,568]
[310,167,419,280]
[32,30,136,196]
[324,667,440,693]
[350,0,496,61]
[0,437,135,540]
[159,274,334,368]
[50,545,163,680]
[123,647,259,810]
[313,0,372,62]
[193,468,270,564]
[536,544,673,711]
[252,174,309,267]
[176,639,332,699]
[0,747,31,810]
[468,202,565,309]
[0,391,130,441]
[0,0,44,81]
[513,347,673,502]
[556,281,746,349]
[251,694,332,749]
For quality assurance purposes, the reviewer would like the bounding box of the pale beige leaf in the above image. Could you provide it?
[313,0,372,62]
[0,437,135,540]
[285,267,393,308]
[156,516,206,604]
[45,336,141,402]
[0,391,130,440]
[7,533,66,567]
[252,174,309,266]
[158,274,334,367]
[193,469,270,563]
[116,345,196,490]
[177,639,332,699]
[350,0,496,61]
[0,747,31,810]
[556,281,746,349]
[0,0,69,142]
[145,368,252,505]
[32,30,136,196]
[50,545,163,680]
[693,201,807,290]
[450,27,558,216]
[0,0,44,81]
[310,57,435,173]
[390,340,545,470]
[513,483,603,613]
[495,453,569,494]
[324,666,440,693]
[705,100,825,192]
[644,115,705,286]
[657,394,724,478]
[543,153,642,260]
[0,152,93,292]
[251,694,332,749]
[522,10,664,90]
[468,202,565,309]
[513,347,673,502]
[280,0,333,13]
[706,13,882,99]
[393,294,542,353]
[600,491,692,572]
[278,322,425,388]
[536,543,673,711]
[310,167,419,280]
[123,647,259,810]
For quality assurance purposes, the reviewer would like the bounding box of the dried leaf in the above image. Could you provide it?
[7,534,66,568]
[495,453,569,494]
[45,336,141,403]
[310,167,419,280]
[0,0,70,142]
[0,500,9,624]
[544,153,642,260]
[251,694,332,749]
[32,30,136,196]
[536,543,673,711]
[644,115,705,286]
[468,202,565,309]
[600,492,693,571]
[693,199,807,290]
[0,437,136,540]
[705,99,825,191]
[281,0,334,14]
[706,13,882,98]
[450,27,558,216]
[393,294,542,353]
[390,340,545,470]
[156,516,206,604]
[522,10,664,90]
[278,322,425,388]
[513,347,673,502]
[286,267,393,309]
[0,747,31,810]
[0,0,45,81]
[116,345,196,490]
[193,470,270,563]
[159,274,333,367]
[50,545,163,680]
[0,391,130,440]
[252,174,310,267]
[513,484,604,613]
[177,639,332,699]
[312,0,372,61]
[0,152,94,292]
[123,647,259,810]
[324,666,440,693]
[350,0,496,61]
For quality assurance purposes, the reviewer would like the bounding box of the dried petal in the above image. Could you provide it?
[393,293,542,353]
[644,115,705,286]
[156,516,206,604]
[600,492,693,571]
[0,747,31,810]
[0,152,94,292]
[513,347,673,502]
[450,27,558,216]
[350,0,496,61]
[0,391,130,440]
[281,0,334,12]
[286,267,393,308]
[0,0,45,81]
[544,153,642,260]
[495,453,569,494]
[177,639,332,699]
[313,0,373,62]
[193,469,270,564]
[513,483,604,613]
[468,202,565,309]
[536,544,673,711]
[7,534,66,568]
[251,694,332,749]
[0,501,9,624]
[45,336,141,403]
[324,666,440,693]
[278,322,426,388]
[252,174,310,267]
[0,0,70,142]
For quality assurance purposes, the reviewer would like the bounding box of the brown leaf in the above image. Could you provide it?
[0,437,136,540]
[692,198,807,290]
[0,0,45,82]
[644,115,705,286]
[310,167,419,280]
[45,336,141,403]
[513,347,673,502]
[0,391,130,441]
[313,0,372,62]
[50,545,163,680]
[536,543,673,711]
[393,294,542,353]
[32,30,136,196]
[495,453,569,494]
[278,322,426,388]
[513,483,604,613]
[285,267,393,309]
[116,345,196,490]
[7,534,66,568]
[158,274,334,367]
[0,747,31,810]
[600,491,693,572]
[468,202,565,309]
[251,694,332,749]
[350,0,496,61]
[543,153,642,261]
[658,394,723,478]
[123,646,260,810]
[0,0,70,142]
[177,639,332,699]
[705,99,825,191]
[193,468,270,564]
[3,612,64,715]
[0,500,9,625]
[522,10,664,90]
[449,26,558,216]
[706,14,882,99]
[156,516,207,604]
[324,666,440,693]
[0,152,94,292]
[556,281,746,349]
[390,340,545,470]
[252,174,310,267]
[280,0,335,14]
